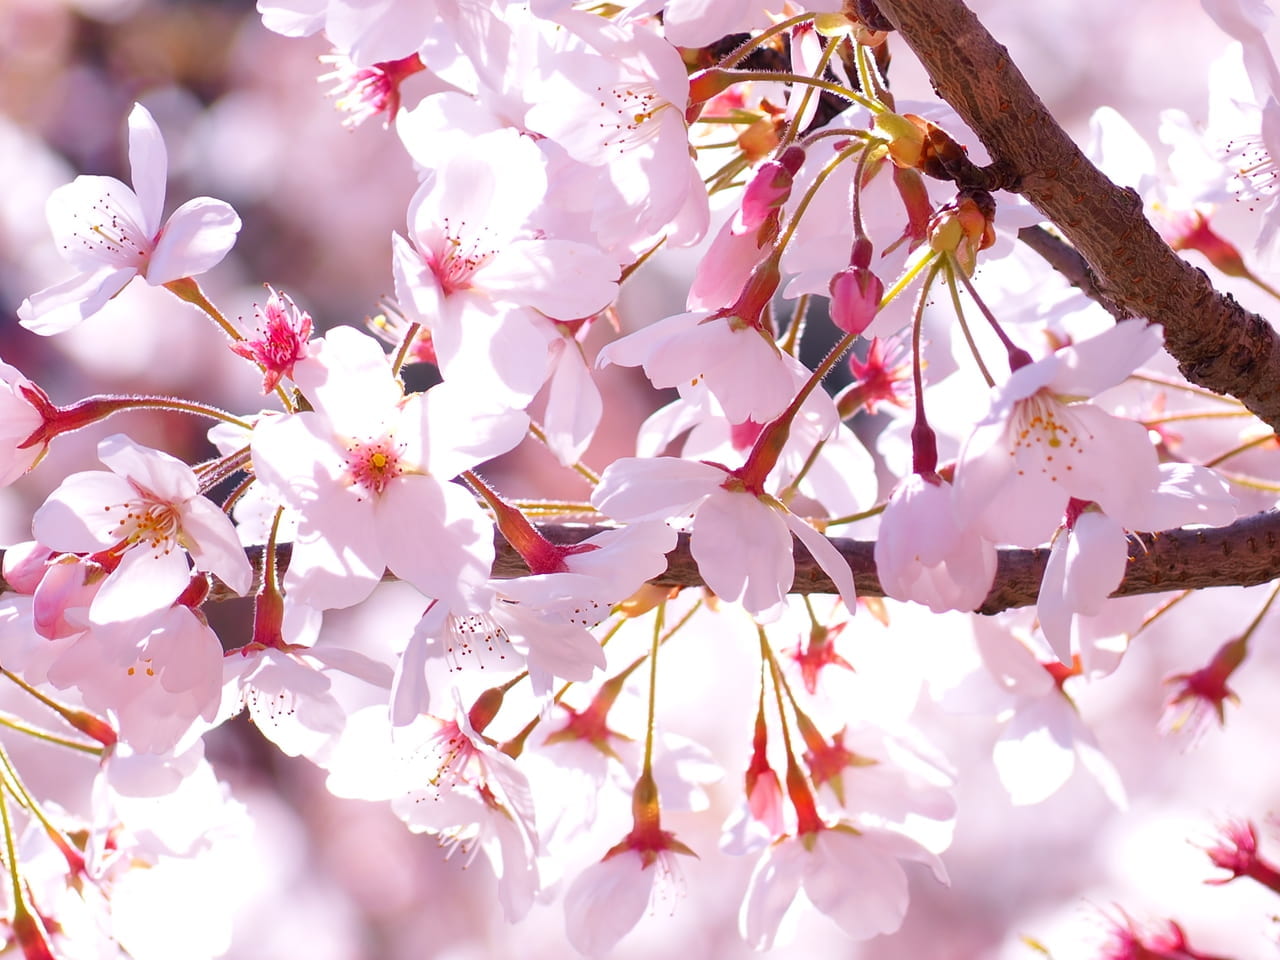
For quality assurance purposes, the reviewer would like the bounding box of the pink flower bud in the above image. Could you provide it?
[829,265,884,336]
[735,147,805,235]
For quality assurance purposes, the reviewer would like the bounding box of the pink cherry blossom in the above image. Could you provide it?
[875,473,997,613]
[591,456,857,622]
[18,104,240,336]
[1037,465,1235,665]
[953,319,1165,548]
[250,326,528,610]
[738,823,948,949]
[392,128,619,411]
[32,434,252,624]
[229,286,313,393]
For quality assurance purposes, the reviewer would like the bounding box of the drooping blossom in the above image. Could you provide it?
[592,456,858,622]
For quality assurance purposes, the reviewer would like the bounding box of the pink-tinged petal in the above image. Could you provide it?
[1063,511,1128,617]
[691,489,792,620]
[1037,533,1076,665]
[992,697,1076,805]
[543,339,601,467]
[34,471,139,549]
[256,0,326,37]
[18,266,137,335]
[564,854,653,957]
[377,477,493,607]
[494,598,605,684]
[434,303,554,410]
[974,629,1055,695]
[956,421,1067,547]
[418,383,530,478]
[180,496,252,596]
[98,433,199,502]
[592,457,724,522]
[126,104,167,234]
[1122,463,1238,531]
[291,325,403,427]
[45,176,150,272]
[146,197,241,284]
[90,544,190,624]
[1071,717,1128,809]
[784,511,857,615]
[1046,319,1162,397]
[739,841,806,951]
[1053,405,1160,515]
[806,829,909,940]
[390,231,446,326]
[485,239,618,319]
[597,311,703,371]
[391,612,438,725]
[326,0,433,66]
[284,499,385,610]
[251,412,349,507]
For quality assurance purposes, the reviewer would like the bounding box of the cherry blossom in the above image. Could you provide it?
[874,473,997,613]
[229,286,312,394]
[32,434,252,624]
[392,128,619,411]
[250,326,528,610]
[739,822,948,949]
[18,104,240,336]
[953,319,1165,548]
[591,456,857,622]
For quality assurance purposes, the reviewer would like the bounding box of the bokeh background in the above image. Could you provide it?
[4,1,1280,958]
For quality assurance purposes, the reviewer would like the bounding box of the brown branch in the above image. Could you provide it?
[872,0,1280,432]
[1016,225,1127,321]
[191,511,1280,615]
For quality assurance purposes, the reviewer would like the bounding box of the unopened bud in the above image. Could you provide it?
[928,189,997,275]
[829,265,884,336]
[736,147,805,234]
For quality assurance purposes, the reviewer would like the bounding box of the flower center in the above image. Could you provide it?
[597,81,669,155]
[429,220,497,296]
[69,195,150,270]
[443,611,512,673]
[1008,392,1087,483]
[105,496,181,557]
[344,436,404,498]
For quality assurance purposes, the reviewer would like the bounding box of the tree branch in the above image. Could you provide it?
[872,0,1280,432]
[187,511,1280,615]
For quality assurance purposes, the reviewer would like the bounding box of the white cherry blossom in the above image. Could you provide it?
[18,104,240,336]
[32,434,252,624]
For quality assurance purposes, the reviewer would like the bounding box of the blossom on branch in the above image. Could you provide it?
[18,104,240,336]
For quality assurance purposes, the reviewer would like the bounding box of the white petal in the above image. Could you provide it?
[18,266,136,335]
[992,697,1076,805]
[564,854,653,957]
[784,511,857,615]
[592,457,723,522]
[98,434,198,502]
[739,841,805,951]
[127,103,167,234]
[691,489,791,619]
[146,198,241,284]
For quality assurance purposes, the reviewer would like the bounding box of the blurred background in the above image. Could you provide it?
[4,1,1280,958]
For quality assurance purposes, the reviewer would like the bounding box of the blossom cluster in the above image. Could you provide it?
[2,0,1280,957]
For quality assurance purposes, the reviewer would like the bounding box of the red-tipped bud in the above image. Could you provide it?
[829,265,884,336]
[735,147,805,234]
